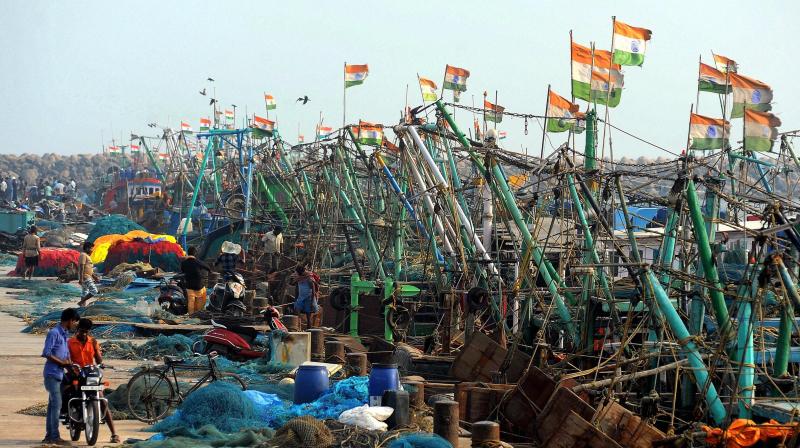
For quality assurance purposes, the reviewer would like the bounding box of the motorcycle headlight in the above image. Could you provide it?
[85,377,100,386]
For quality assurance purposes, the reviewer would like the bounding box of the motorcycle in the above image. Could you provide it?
[63,364,109,446]
[192,307,287,361]
[208,271,247,317]
[157,273,188,315]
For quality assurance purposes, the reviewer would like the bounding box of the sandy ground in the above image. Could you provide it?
[0,274,151,447]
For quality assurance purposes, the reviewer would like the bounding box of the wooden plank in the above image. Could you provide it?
[543,410,623,448]
[535,387,596,444]
[450,332,530,382]
[594,401,665,448]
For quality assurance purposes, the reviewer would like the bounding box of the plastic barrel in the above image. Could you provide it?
[293,365,330,404]
[368,363,400,406]
[382,389,410,429]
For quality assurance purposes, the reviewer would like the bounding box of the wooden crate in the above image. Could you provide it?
[542,410,623,448]
[593,401,665,448]
[450,332,530,382]
[535,387,596,444]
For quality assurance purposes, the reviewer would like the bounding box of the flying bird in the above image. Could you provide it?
[209,98,216,106]
[207,77,215,82]
[296,95,310,105]
[199,88,206,96]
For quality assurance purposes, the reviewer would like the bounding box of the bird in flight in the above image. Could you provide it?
[207,77,215,82]
[199,88,207,96]
[296,95,310,105]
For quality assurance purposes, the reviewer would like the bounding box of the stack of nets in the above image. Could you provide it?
[0,278,81,322]
[101,334,196,360]
[9,247,80,277]
[263,416,333,448]
[103,239,184,273]
[0,252,19,266]
[86,214,145,244]
[134,425,275,448]
[23,298,154,334]
[107,261,155,277]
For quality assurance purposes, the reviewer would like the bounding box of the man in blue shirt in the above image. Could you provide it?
[41,308,80,445]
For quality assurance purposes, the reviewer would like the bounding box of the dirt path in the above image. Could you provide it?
[0,277,151,447]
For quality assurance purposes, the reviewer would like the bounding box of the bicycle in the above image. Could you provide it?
[126,352,247,423]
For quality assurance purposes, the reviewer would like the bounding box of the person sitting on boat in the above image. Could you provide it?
[215,241,242,277]
[290,264,320,330]
[77,241,99,307]
[65,318,119,443]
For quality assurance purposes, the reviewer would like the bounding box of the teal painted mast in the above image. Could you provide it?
[775,256,798,378]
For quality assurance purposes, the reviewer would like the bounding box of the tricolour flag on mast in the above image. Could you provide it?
[180,121,193,133]
[744,109,781,152]
[730,73,772,118]
[612,20,652,66]
[547,90,584,133]
[713,54,738,73]
[355,121,383,145]
[298,135,304,143]
[199,117,211,132]
[225,110,234,122]
[130,144,140,153]
[698,63,731,94]
[483,99,504,123]
[108,145,120,154]
[264,94,276,110]
[317,125,333,138]
[689,113,730,150]
[443,65,469,92]
[571,42,623,107]
[252,115,275,134]
[345,64,369,88]
[419,77,438,102]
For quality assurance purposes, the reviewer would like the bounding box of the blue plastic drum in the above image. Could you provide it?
[294,365,330,404]
[368,363,400,406]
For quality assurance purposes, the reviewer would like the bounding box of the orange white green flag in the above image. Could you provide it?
[345,64,369,88]
[355,121,383,145]
[689,113,730,150]
[130,144,140,153]
[444,65,469,102]
[419,77,438,102]
[744,109,781,152]
[612,20,652,66]
[571,42,623,107]
[729,73,772,118]
[180,121,193,133]
[698,63,731,94]
[108,145,120,154]
[199,117,211,131]
[547,90,584,133]
[264,94,276,110]
[484,99,504,123]
[713,54,738,73]
[298,135,304,144]
[317,125,333,139]
[252,115,275,134]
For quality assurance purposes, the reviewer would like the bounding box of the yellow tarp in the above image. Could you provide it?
[91,230,178,264]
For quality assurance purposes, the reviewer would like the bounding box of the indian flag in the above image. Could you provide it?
[298,135,304,143]
[130,144,140,153]
[713,54,738,73]
[108,145,120,154]
[252,115,275,134]
[698,63,731,94]
[345,64,369,88]
[484,99,504,123]
[356,121,383,145]
[264,94,276,110]
[158,152,168,160]
[689,113,730,150]
[317,125,333,138]
[730,73,772,118]
[180,121,193,133]
[571,42,623,107]
[199,117,211,131]
[225,110,234,122]
[419,77,438,102]
[744,109,781,152]
[547,90,583,133]
[443,65,469,92]
[612,20,652,66]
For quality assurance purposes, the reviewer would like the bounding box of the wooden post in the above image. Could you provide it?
[310,328,325,361]
[325,340,346,364]
[403,381,425,409]
[281,315,301,332]
[244,290,255,314]
[346,352,368,376]
[434,400,459,447]
[471,421,501,445]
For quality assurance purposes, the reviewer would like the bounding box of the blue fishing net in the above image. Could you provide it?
[268,376,369,428]
[388,433,453,448]
[0,252,17,266]
[101,334,197,360]
[86,214,145,244]
[133,425,275,448]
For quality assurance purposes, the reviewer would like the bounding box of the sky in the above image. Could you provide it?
[1,0,797,159]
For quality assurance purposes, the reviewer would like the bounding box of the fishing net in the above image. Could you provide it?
[86,214,145,244]
[103,239,185,273]
[92,230,178,264]
[107,261,155,277]
[268,376,369,428]
[0,278,82,322]
[387,433,453,448]
[22,296,158,334]
[101,334,196,360]
[0,252,19,266]
[133,425,275,448]
[266,416,333,448]
[9,247,80,277]
[152,382,269,433]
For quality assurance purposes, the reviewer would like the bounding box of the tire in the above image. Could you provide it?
[126,369,175,423]
[68,421,81,441]
[84,400,100,446]
[212,372,247,391]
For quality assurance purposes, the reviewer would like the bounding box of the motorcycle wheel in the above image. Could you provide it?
[84,400,100,446]
[68,420,81,441]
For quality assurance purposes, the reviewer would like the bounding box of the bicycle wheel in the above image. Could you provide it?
[212,372,248,391]
[126,369,175,423]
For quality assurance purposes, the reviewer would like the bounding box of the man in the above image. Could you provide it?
[54,180,65,196]
[261,226,283,271]
[180,246,212,314]
[69,179,77,195]
[41,308,80,445]
[77,241,99,307]
[44,182,53,198]
[290,264,320,329]
[22,225,41,280]
[67,318,119,443]
[215,241,242,274]
[0,177,6,196]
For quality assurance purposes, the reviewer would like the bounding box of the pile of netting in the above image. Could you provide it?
[91,230,178,264]
[101,334,196,360]
[102,239,184,273]
[9,247,80,277]
[268,375,369,428]
[0,278,81,322]
[86,214,145,244]
[0,252,18,266]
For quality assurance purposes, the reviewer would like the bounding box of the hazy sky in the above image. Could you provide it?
[1,1,797,158]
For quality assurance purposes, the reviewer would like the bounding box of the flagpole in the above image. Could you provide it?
[404,83,409,123]
[343,62,347,131]
[264,92,269,120]
[600,16,616,164]
[720,62,731,171]
[686,104,694,157]
[482,91,487,137]
[416,73,426,106]
[569,30,575,103]
[696,55,702,112]
[540,84,551,159]
[494,90,498,131]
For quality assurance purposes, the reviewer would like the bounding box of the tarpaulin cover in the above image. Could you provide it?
[87,214,145,244]
[91,230,178,264]
[9,247,80,277]
[103,239,185,273]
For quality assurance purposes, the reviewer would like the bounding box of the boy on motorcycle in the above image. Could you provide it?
[66,318,119,443]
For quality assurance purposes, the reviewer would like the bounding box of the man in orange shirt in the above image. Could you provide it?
[67,318,119,443]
